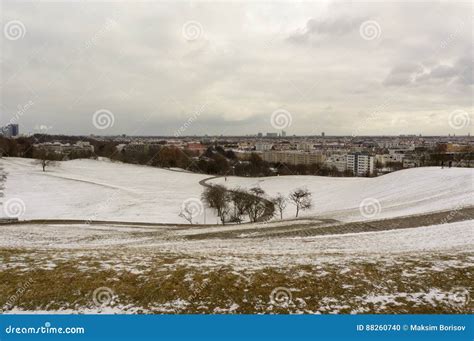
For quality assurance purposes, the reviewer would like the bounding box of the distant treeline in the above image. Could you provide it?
[1,135,472,178]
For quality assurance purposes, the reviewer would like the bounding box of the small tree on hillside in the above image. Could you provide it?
[178,206,195,224]
[273,193,288,220]
[35,149,57,172]
[289,188,312,218]
[231,189,249,223]
[244,187,267,223]
[201,185,231,225]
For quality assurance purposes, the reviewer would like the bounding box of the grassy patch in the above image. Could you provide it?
[1,249,472,314]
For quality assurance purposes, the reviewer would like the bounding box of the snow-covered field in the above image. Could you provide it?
[0,220,472,263]
[1,217,472,314]
[1,157,472,224]
[210,167,474,222]
[0,157,472,314]
[0,157,217,224]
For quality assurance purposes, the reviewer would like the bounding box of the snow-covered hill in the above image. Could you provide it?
[0,157,217,224]
[1,157,472,224]
[209,166,473,222]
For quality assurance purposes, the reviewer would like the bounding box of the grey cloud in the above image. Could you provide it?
[383,57,473,87]
[430,65,458,79]
[383,63,425,86]
[287,16,362,43]
[1,1,472,136]
[453,57,473,85]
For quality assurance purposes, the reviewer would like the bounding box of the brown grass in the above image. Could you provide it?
[1,249,472,314]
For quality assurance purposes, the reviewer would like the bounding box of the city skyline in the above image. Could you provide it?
[2,123,471,138]
[1,1,472,136]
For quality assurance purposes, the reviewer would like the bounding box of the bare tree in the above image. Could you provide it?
[201,185,230,225]
[231,189,249,223]
[35,149,57,172]
[178,206,194,224]
[273,193,288,220]
[244,187,267,223]
[289,188,312,218]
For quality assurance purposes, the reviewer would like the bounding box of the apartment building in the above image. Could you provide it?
[325,154,347,172]
[186,143,207,155]
[375,153,405,166]
[296,142,313,151]
[34,141,95,154]
[262,151,325,165]
[255,142,273,151]
[347,153,374,176]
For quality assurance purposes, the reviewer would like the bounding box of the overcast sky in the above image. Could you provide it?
[1,1,472,136]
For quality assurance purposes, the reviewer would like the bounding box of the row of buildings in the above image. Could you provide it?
[33,141,95,154]
[260,150,375,176]
[257,131,287,138]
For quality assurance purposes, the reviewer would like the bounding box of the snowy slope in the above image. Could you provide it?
[1,157,472,224]
[0,220,472,255]
[0,157,218,224]
[209,167,473,222]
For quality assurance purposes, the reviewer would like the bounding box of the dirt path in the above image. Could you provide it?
[183,206,474,240]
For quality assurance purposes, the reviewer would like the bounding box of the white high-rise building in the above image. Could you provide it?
[347,153,374,176]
